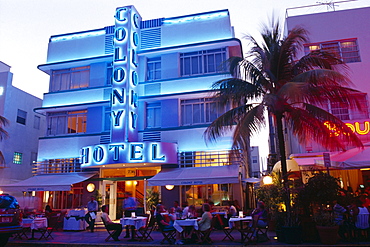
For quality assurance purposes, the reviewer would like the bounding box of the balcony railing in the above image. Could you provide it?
[33,158,82,175]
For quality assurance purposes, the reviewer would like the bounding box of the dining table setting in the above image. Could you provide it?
[20,216,48,240]
[120,216,147,241]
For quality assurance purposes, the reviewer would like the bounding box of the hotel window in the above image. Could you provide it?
[106,63,113,85]
[33,115,40,129]
[13,152,22,164]
[181,98,225,126]
[180,48,227,76]
[305,39,360,63]
[16,109,27,125]
[147,57,161,81]
[146,102,161,128]
[50,66,90,92]
[47,110,87,136]
[104,107,111,131]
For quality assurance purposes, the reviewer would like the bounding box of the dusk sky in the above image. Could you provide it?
[1,0,367,98]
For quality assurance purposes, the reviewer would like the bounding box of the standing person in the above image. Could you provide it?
[122,192,137,238]
[85,196,98,232]
[101,205,122,241]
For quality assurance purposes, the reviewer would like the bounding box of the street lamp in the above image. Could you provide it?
[262,175,273,185]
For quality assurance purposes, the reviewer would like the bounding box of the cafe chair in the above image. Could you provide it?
[39,215,59,240]
[137,214,155,242]
[255,218,269,242]
[13,226,30,240]
[101,216,117,242]
[196,216,217,244]
[215,214,234,241]
[236,215,259,243]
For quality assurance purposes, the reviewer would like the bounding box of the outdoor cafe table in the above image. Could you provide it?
[228,216,252,228]
[228,216,252,243]
[21,217,48,240]
[173,218,199,233]
[120,216,147,241]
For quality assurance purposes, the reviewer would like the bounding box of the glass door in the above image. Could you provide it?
[102,180,117,220]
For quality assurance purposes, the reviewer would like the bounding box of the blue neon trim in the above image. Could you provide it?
[39,132,110,140]
[38,55,112,70]
[34,100,110,112]
[164,9,229,21]
[49,28,106,42]
[138,38,241,55]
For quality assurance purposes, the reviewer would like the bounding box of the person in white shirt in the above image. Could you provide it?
[101,205,122,241]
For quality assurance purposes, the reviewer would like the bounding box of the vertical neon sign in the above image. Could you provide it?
[111,6,141,142]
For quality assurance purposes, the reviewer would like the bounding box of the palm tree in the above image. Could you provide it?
[0,115,9,165]
[204,20,363,213]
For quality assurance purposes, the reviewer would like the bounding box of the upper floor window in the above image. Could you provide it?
[146,102,161,128]
[147,57,161,81]
[47,110,87,136]
[106,63,113,85]
[181,98,226,126]
[50,66,90,92]
[305,39,360,63]
[16,109,27,125]
[33,115,40,129]
[180,48,227,77]
[322,93,369,120]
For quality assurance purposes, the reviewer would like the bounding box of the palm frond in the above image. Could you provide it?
[286,103,363,151]
[204,104,255,143]
[0,115,9,141]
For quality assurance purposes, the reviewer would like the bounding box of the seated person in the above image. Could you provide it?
[168,207,177,221]
[198,203,212,231]
[101,205,122,241]
[186,205,197,218]
[155,204,183,244]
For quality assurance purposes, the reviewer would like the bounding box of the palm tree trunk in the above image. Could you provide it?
[276,114,292,223]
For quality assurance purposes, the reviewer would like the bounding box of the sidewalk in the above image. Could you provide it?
[6,223,370,247]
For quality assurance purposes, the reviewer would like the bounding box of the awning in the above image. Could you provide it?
[147,165,240,186]
[1,172,96,192]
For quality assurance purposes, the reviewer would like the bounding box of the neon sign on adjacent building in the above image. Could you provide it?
[324,120,370,136]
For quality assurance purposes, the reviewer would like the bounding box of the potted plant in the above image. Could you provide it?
[298,172,341,245]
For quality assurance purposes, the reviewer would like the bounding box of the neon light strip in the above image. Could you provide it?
[163,12,228,25]
[50,30,106,42]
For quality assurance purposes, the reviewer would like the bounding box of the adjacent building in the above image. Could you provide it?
[3,6,257,219]
[0,61,45,207]
[285,6,370,189]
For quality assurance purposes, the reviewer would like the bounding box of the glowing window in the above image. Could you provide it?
[47,110,87,136]
[304,39,360,63]
[13,152,22,164]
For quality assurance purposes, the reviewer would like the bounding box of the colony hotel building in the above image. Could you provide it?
[4,6,250,218]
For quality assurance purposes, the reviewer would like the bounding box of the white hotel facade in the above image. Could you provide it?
[3,6,262,219]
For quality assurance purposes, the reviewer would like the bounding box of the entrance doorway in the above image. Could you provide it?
[102,180,117,220]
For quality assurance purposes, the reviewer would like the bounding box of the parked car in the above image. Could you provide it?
[0,194,22,246]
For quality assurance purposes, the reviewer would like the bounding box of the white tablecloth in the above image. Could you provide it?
[120,217,147,229]
[67,209,88,217]
[173,219,199,233]
[63,217,87,230]
[22,218,48,230]
[228,216,252,228]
